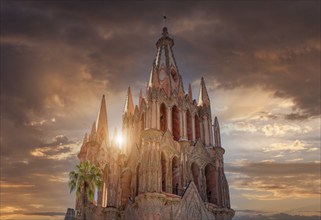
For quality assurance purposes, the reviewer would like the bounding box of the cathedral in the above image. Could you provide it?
[68,25,235,220]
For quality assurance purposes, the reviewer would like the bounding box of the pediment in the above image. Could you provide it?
[140,99,147,113]
[174,181,211,219]
[160,130,179,157]
[190,139,212,167]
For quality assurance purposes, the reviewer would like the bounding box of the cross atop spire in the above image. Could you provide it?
[163,15,167,28]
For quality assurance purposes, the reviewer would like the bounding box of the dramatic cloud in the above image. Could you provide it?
[226,162,321,200]
[263,140,307,152]
[1,1,320,219]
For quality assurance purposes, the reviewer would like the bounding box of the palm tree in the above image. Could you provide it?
[68,160,103,220]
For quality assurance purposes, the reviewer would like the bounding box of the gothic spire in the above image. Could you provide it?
[145,81,149,96]
[96,95,110,145]
[82,132,88,145]
[214,116,221,147]
[188,83,193,103]
[89,121,96,141]
[124,86,134,115]
[198,77,210,107]
[151,24,183,96]
[138,88,143,110]
[178,75,185,97]
[148,65,160,88]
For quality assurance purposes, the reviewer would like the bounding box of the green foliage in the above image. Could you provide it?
[68,160,103,202]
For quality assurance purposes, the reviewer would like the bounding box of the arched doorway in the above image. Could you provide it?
[136,164,140,196]
[120,170,132,206]
[195,115,200,140]
[186,110,192,141]
[160,103,167,132]
[205,164,217,204]
[172,106,180,141]
[172,156,180,194]
[191,162,200,193]
[161,153,166,192]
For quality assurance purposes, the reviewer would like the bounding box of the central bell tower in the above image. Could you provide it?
[75,22,234,220]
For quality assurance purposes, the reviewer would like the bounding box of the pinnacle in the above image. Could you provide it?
[124,86,135,115]
[96,95,110,145]
[188,83,193,102]
[198,77,210,107]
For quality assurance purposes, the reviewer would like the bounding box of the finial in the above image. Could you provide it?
[163,15,167,27]
[162,15,169,36]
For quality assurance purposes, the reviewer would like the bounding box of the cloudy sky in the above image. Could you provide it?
[1,1,320,219]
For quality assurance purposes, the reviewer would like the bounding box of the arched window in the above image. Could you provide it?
[120,170,132,206]
[172,106,180,141]
[93,187,98,205]
[136,164,140,196]
[191,162,200,193]
[172,156,180,195]
[161,153,166,192]
[140,113,145,131]
[195,115,200,140]
[186,110,192,141]
[102,165,108,207]
[160,103,167,132]
[205,164,217,205]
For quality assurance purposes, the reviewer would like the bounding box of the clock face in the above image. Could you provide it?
[159,69,167,81]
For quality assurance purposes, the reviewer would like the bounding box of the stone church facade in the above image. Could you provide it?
[69,26,235,220]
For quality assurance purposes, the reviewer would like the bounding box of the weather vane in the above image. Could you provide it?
[163,15,167,27]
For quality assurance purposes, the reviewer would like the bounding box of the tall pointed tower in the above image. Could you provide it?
[71,23,234,220]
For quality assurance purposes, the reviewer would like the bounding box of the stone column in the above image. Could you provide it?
[146,108,150,129]
[192,113,195,141]
[152,99,157,128]
[156,101,160,130]
[200,118,204,144]
[200,167,206,201]
[182,110,187,140]
[204,116,209,146]
[167,106,172,132]
[179,110,183,139]
[209,117,214,146]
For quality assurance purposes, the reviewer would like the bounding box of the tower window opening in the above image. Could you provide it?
[205,164,217,205]
[195,115,200,140]
[160,103,167,132]
[171,69,179,83]
[172,156,180,195]
[186,110,192,141]
[161,153,166,192]
[172,106,180,141]
[136,164,140,196]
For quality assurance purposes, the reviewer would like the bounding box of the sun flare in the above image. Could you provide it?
[116,135,123,148]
